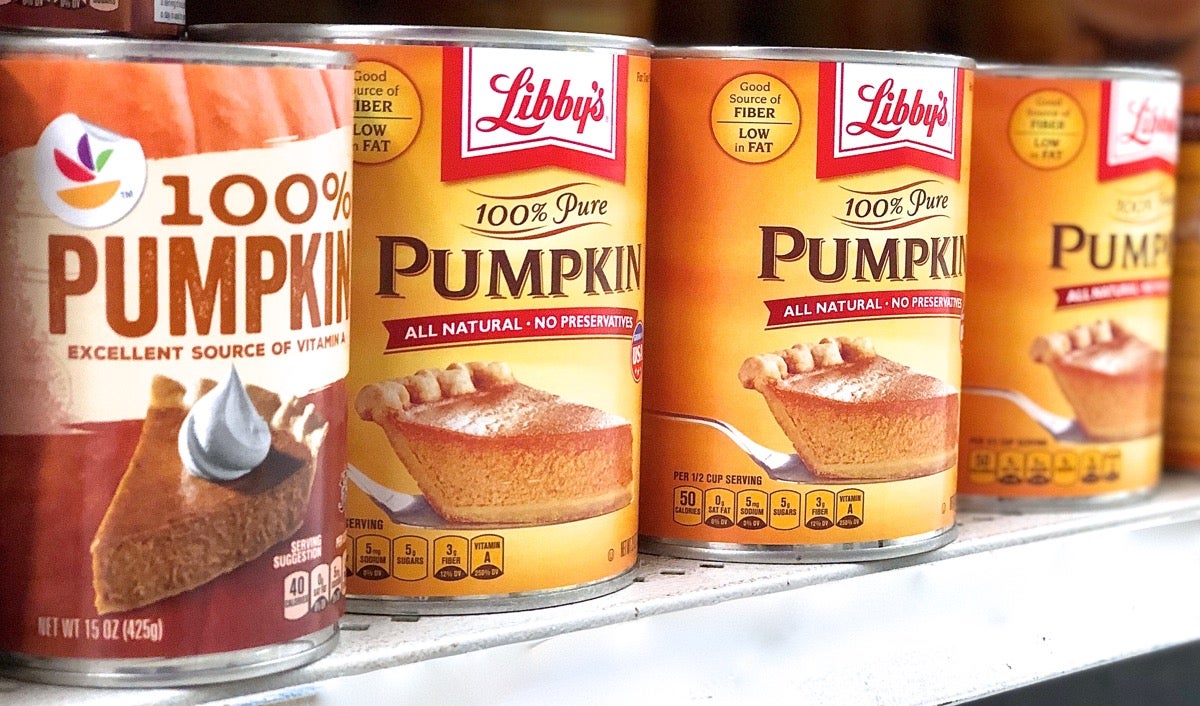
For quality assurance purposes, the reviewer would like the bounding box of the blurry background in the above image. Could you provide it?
[190,0,1200,79]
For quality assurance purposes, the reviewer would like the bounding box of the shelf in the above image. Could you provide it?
[7,473,1200,705]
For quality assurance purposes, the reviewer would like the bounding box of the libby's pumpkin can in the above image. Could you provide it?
[1165,85,1200,471]
[959,64,1180,508]
[190,24,650,614]
[0,34,354,686]
[639,48,972,562]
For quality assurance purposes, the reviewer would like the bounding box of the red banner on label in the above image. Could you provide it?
[816,62,965,181]
[383,306,640,352]
[441,47,629,183]
[764,288,963,328]
[1054,277,1170,308]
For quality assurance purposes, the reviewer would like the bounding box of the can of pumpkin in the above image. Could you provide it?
[959,64,1180,509]
[1165,85,1200,471]
[191,24,650,614]
[639,48,972,562]
[0,0,183,38]
[0,34,354,686]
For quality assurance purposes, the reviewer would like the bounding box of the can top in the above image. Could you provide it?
[0,31,356,69]
[652,45,973,69]
[978,62,1181,83]
[187,23,653,54]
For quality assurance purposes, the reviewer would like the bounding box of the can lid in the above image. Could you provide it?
[651,45,974,69]
[0,31,356,69]
[187,23,653,53]
[977,62,1181,82]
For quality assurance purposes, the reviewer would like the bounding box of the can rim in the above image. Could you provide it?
[0,32,356,69]
[651,45,974,68]
[977,62,1181,82]
[187,23,653,53]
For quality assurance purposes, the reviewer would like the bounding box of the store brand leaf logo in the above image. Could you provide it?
[53,133,120,210]
[53,134,114,183]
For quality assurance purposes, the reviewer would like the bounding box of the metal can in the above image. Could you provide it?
[959,64,1180,508]
[639,48,973,562]
[0,0,183,38]
[191,24,650,614]
[1166,85,1200,471]
[0,34,354,685]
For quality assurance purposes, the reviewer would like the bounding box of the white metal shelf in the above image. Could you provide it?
[7,473,1200,705]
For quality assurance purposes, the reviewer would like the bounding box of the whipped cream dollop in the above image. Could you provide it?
[179,366,271,481]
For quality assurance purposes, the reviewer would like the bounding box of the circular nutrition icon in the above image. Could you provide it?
[1008,89,1086,170]
[710,72,800,164]
[353,60,421,165]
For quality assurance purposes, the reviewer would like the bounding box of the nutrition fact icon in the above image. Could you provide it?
[967,448,1122,485]
[1008,89,1085,170]
[282,554,346,621]
[672,485,865,530]
[353,60,421,164]
[710,72,800,163]
[351,533,505,582]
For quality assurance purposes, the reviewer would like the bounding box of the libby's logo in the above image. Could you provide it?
[442,46,627,182]
[475,66,606,137]
[1099,79,1180,181]
[846,78,949,139]
[817,62,964,180]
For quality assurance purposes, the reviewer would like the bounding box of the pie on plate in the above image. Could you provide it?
[739,336,959,481]
[1030,319,1164,441]
[90,375,325,614]
[355,361,633,525]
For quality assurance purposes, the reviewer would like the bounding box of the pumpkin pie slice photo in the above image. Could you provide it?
[90,370,326,614]
[739,336,960,481]
[1030,319,1164,441]
[355,361,633,526]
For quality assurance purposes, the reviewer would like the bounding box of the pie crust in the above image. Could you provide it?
[356,361,633,525]
[1030,319,1164,441]
[739,336,959,480]
[89,375,325,614]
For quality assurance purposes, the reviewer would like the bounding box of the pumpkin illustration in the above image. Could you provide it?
[0,58,351,158]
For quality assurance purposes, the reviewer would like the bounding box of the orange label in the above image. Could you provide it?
[640,54,971,551]
[327,42,649,601]
[1166,88,1200,469]
[959,71,1179,500]
[0,53,353,660]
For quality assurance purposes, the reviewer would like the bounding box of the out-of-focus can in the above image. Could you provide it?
[1166,86,1200,470]
[639,47,973,562]
[191,24,650,614]
[959,64,1180,508]
[0,0,183,38]
[0,33,353,686]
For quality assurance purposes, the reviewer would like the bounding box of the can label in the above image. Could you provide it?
[0,0,184,37]
[340,43,647,601]
[0,55,352,659]
[959,72,1179,499]
[640,56,971,551]
[1166,87,1200,469]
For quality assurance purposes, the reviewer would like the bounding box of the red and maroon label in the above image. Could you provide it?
[1098,79,1181,181]
[441,46,629,183]
[816,61,965,180]
[381,306,640,352]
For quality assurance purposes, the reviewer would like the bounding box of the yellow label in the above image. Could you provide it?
[959,72,1178,500]
[641,55,971,550]
[339,43,649,600]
